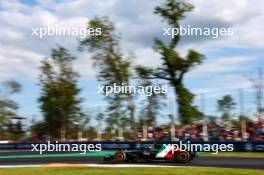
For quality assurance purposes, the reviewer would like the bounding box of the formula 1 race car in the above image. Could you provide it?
[103,143,196,163]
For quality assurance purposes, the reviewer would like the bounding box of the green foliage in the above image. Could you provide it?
[3,80,21,94]
[136,0,205,124]
[80,17,118,53]
[80,17,130,85]
[136,70,167,126]
[176,83,202,124]
[80,17,135,133]
[0,80,22,140]
[154,0,193,47]
[30,121,46,138]
[217,95,236,119]
[38,46,85,139]
[95,111,104,124]
[154,0,194,26]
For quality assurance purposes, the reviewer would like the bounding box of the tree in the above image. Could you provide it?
[217,95,236,120]
[138,89,166,127]
[30,120,46,140]
[245,68,264,114]
[95,110,104,139]
[79,17,135,136]
[95,111,104,127]
[136,71,167,127]
[136,0,205,124]
[0,80,22,140]
[38,46,85,140]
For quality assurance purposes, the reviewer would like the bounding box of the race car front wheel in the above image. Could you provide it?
[114,152,126,162]
[175,151,191,163]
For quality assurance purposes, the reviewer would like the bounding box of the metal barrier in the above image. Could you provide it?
[0,141,263,152]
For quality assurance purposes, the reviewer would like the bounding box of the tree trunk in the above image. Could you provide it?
[174,82,196,124]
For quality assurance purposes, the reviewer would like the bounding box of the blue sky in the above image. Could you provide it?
[0,0,264,126]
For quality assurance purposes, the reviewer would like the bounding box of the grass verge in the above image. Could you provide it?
[0,167,263,175]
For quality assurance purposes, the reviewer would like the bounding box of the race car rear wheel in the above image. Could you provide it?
[175,151,191,163]
[114,152,126,162]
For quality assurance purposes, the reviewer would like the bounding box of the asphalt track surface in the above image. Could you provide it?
[0,150,263,170]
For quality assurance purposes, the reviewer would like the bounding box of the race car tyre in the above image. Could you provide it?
[114,152,127,162]
[175,151,191,163]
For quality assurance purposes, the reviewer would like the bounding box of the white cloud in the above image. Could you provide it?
[0,44,43,79]
[0,28,24,40]
[0,0,263,82]
[0,0,29,11]
[189,0,250,23]
[188,0,264,48]
[189,56,257,75]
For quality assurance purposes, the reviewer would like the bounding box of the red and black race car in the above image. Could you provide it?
[104,143,196,163]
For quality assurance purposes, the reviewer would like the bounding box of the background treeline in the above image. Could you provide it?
[0,0,263,141]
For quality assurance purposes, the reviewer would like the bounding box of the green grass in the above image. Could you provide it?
[199,152,264,157]
[0,167,263,175]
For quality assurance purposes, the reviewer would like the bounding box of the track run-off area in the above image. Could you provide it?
[0,150,263,170]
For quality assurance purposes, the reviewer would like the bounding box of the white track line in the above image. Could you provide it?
[0,164,191,168]
[0,165,41,168]
[87,164,186,168]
